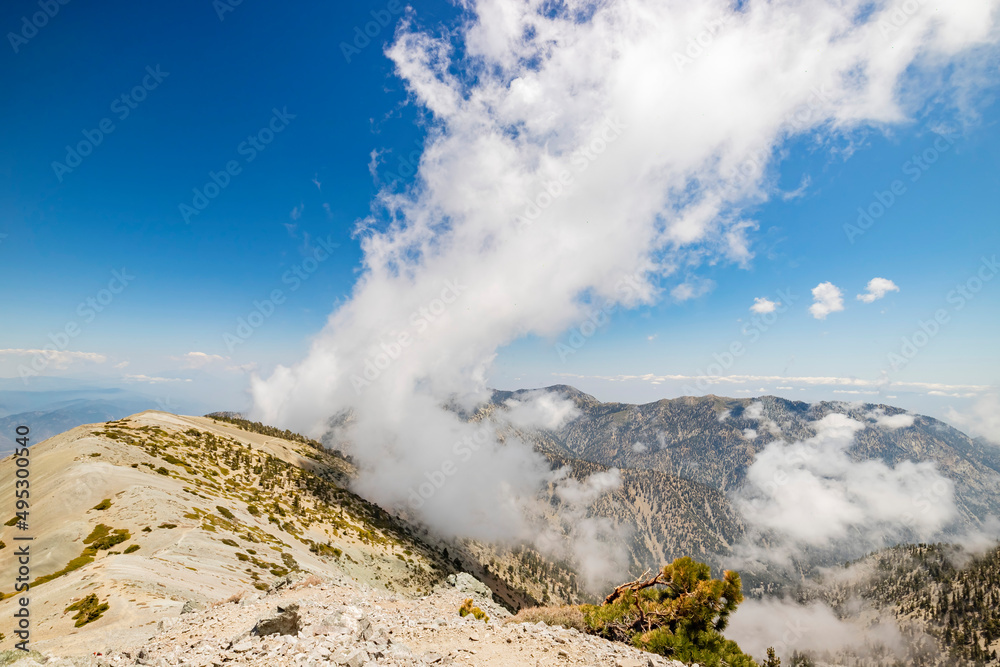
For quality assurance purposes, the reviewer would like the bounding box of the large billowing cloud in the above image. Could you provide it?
[731,413,958,566]
[251,0,999,582]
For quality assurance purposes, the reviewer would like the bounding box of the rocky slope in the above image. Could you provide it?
[0,411,455,655]
[8,570,687,666]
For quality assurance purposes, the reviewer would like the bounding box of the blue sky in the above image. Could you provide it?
[1,0,998,425]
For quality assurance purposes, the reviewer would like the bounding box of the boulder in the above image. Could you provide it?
[252,603,301,636]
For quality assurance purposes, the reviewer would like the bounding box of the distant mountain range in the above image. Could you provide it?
[485,386,1000,583]
[0,385,175,455]
[2,390,997,664]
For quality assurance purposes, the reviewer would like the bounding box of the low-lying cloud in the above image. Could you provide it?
[251,0,1000,584]
[731,413,958,567]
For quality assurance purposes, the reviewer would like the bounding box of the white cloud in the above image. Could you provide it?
[866,408,915,429]
[946,393,1000,444]
[670,277,715,302]
[733,414,957,559]
[750,297,777,313]
[809,282,845,319]
[173,351,227,369]
[502,391,580,430]
[729,598,906,664]
[556,371,992,396]
[250,0,1000,587]
[122,374,192,384]
[878,413,915,428]
[0,349,107,370]
[857,277,899,303]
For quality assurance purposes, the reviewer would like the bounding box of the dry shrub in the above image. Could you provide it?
[506,605,587,632]
[291,574,324,589]
[212,591,245,607]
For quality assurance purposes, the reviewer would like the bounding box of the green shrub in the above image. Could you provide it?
[156,467,170,476]
[216,506,235,520]
[124,545,140,554]
[221,538,239,547]
[459,598,489,622]
[64,594,109,627]
[91,499,112,511]
[158,523,177,529]
[4,516,19,527]
[83,524,130,551]
[247,504,261,516]
[580,557,755,667]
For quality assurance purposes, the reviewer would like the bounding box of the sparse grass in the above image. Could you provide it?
[507,605,587,632]
[124,545,140,554]
[221,538,239,547]
[0,649,46,665]
[158,523,177,529]
[216,505,235,520]
[31,553,95,587]
[3,517,19,527]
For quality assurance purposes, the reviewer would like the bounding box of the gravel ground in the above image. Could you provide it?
[18,573,689,667]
